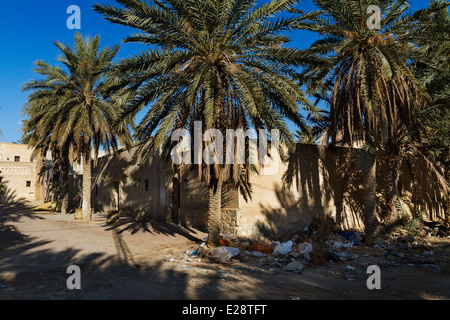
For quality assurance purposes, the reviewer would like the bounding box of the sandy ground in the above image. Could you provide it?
[1,203,449,300]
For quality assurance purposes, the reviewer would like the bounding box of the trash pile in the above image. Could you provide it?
[327,231,364,262]
[167,216,363,272]
[206,229,367,272]
[214,235,313,273]
[165,217,449,275]
[421,221,450,239]
[178,217,363,273]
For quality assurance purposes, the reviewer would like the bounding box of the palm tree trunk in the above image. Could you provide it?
[207,177,223,248]
[60,155,70,215]
[381,155,402,228]
[82,148,92,221]
[364,155,378,244]
[52,155,60,204]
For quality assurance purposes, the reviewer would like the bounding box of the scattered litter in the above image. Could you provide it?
[342,252,354,259]
[212,246,240,263]
[328,239,353,250]
[150,216,448,276]
[249,241,274,255]
[273,240,293,256]
[298,242,313,260]
[332,251,354,261]
[246,250,267,257]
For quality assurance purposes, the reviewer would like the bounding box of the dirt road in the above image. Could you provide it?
[1,204,449,300]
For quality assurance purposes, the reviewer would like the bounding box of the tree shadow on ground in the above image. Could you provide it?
[1,203,448,301]
[0,203,114,277]
[0,194,45,250]
[2,247,449,300]
[104,216,204,243]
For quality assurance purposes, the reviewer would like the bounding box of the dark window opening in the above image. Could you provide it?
[26,181,31,188]
[14,156,20,162]
[145,180,149,192]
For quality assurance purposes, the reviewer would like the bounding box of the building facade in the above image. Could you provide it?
[85,143,369,238]
[85,141,447,239]
[0,142,43,203]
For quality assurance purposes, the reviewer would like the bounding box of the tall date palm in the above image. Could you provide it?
[22,33,131,220]
[94,0,325,246]
[294,0,448,243]
[22,90,75,214]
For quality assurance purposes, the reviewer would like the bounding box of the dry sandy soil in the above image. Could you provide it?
[1,202,449,301]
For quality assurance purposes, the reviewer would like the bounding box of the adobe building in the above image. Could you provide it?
[0,142,111,207]
[87,141,448,239]
[0,142,45,203]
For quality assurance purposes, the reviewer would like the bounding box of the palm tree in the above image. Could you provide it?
[94,0,324,246]
[22,33,131,220]
[21,101,74,214]
[294,109,330,144]
[411,0,450,177]
[294,0,449,243]
[406,0,450,222]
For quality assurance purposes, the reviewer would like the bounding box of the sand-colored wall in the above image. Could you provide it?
[237,144,365,238]
[82,142,447,239]
[0,143,39,202]
[89,145,163,220]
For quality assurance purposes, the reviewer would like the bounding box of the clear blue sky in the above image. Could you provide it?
[0,0,431,143]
